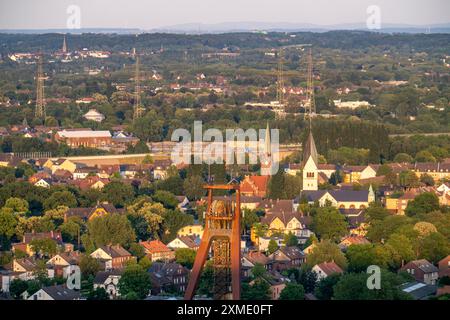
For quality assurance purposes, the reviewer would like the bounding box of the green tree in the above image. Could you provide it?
[314,273,341,300]
[82,213,136,251]
[183,175,205,200]
[398,170,419,188]
[175,248,197,269]
[365,202,390,222]
[405,192,440,217]
[393,153,413,163]
[241,279,271,300]
[333,271,412,300]
[385,233,415,268]
[268,170,286,199]
[346,244,389,272]
[419,174,435,186]
[284,232,299,247]
[129,242,146,259]
[79,255,100,278]
[415,150,436,163]
[152,190,178,209]
[268,239,279,254]
[279,283,305,300]
[306,239,348,270]
[43,191,77,210]
[87,287,109,300]
[102,181,135,208]
[418,232,449,263]
[9,278,28,299]
[118,264,152,299]
[0,208,18,243]
[4,197,29,215]
[312,207,348,242]
[30,238,57,258]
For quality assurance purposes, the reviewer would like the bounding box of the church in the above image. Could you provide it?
[299,128,375,209]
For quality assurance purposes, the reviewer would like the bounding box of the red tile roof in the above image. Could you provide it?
[140,240,172,254]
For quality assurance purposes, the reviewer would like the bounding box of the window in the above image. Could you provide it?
[306,172,314,178]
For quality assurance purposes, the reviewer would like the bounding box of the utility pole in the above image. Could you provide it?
[35,53,46,120]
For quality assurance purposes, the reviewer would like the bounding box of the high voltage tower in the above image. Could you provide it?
[276,49,285,106]
[35,53,46,120]
[305,48,316,122]
[133,53,144,121]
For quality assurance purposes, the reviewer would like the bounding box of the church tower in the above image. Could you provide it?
[301,129,319,191]
[62,35,67,53]
[260,122,272,176]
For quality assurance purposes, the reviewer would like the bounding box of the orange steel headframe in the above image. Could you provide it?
[184,184,241,300]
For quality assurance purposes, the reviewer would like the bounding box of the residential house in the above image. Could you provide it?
[73,166,99,180]
[43,158,77,174]
[34,178,52,188]
[338,235,370,251]
[167,236,200,251]
[0,154,21,167]
[312,261,344,281]
[401,259,439,285]
[240,175,269,198]
[90,245,135,270]
[93,270,123,299]
[250,271,289,300]
[64,203,121,221]
[400,282,437,300]
[139,240,175,262]
[268,246,306,271]
[258,210,313,244]
[12,231,64,256]
[46,251,81,278]
[438,255,450,278]
[12,258,38,280]
[385,190,419,215]
[148,262,189,295]
[28,284,80,300]
[177,224,204,238]
[341,165,378,184]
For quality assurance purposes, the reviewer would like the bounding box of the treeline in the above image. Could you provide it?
[1,31,449,54]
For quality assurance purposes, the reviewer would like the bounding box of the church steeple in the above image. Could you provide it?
[301,125,319,191]
[301,129,318,168]
[62,35,67,53]
[265,121,271,156]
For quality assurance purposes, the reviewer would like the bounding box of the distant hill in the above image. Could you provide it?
[1,22,450,35]
[149,21,450,34]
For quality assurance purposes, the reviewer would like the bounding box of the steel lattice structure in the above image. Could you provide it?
[35,53,46,120]
[184,184,242,300]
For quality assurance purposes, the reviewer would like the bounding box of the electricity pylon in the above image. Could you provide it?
[276,49,285,106]
[133,54,144,121]
[35,53,46,120]
[305,48,315,122]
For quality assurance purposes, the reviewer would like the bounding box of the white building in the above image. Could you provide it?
[333,99,371,109]
[83,109,105,122]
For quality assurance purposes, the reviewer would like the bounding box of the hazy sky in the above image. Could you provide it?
[0,0,449,29]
